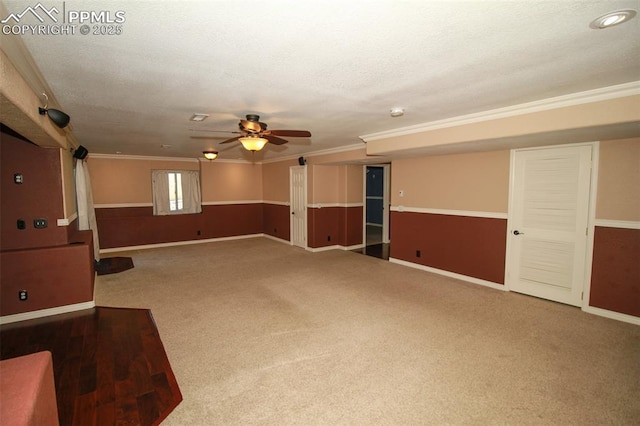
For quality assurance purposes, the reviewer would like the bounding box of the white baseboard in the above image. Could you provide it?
[307,244,341,252]
[262,234,290,245]
[582,306,640,325]
[389,258,507,291]
[0,301,95,325]
[100,234,264,253]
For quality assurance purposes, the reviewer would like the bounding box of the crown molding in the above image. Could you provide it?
[360,82,640,142]
[89,153,249,163]
[260,143,364,164]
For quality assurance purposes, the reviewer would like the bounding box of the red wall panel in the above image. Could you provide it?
[590,226,640,317]
[263,203,290,241]
[390,211,507,284]
[96,204,264,249]
[1,131,68,250]
[308,206,363,248]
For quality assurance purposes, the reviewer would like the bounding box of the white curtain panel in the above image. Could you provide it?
[182,170,202,214]
[152,170,171,215]
[75,159,101,261]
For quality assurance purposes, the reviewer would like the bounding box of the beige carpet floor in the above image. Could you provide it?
[95,237,640,425]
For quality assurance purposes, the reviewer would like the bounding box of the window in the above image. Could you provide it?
[152,170,202,215]
[168,172,183,211]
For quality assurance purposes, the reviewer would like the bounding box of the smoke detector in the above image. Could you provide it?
[390,107,404,117]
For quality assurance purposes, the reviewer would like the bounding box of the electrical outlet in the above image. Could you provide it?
[18,290,28,301]
[327,235,331,241]
[14,173,24,184]
[416,250,421,258]
[34,218,47,229]
[197,230,201,236]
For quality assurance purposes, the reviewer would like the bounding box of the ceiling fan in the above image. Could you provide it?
[192,114,311,152]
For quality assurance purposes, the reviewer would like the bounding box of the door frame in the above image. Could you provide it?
[504,141,599,310]
[289,165,307,249]
[362,164,391,245]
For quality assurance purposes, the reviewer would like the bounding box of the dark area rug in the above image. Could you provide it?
[95,257,134,275]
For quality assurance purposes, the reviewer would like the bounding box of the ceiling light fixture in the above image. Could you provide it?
[190,113,209,122]
[390,107,404,117]
[203,150,218,160]
[239,136,268,152]
[589,9,636,29]
[38,93,70,129]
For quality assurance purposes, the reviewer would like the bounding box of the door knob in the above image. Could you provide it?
[513,230,524,235]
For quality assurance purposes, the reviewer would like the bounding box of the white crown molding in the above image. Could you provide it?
[260,143,365,164]
[361,82,640,142]
[89,153,250,164]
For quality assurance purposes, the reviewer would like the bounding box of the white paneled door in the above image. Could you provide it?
[290,166,307,249]
[506,144,593,306]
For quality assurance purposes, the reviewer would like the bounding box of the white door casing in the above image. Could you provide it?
[506,144,594,307]
[290,166,307,248]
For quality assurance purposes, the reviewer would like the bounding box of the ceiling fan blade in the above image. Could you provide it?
[220,136,241,144]
[265,134,288,145]
[269,130,311,137]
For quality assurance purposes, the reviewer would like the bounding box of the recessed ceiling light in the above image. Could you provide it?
[590,9,636,29]
[190,113,209,122]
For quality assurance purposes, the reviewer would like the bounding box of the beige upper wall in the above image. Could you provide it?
[262,158,298,203]
[309,165,339,204]
[89,157,261,205]
[391,150,510,213]
[338,165,364,204]
[201,161,262,202]
[597,138,640,222]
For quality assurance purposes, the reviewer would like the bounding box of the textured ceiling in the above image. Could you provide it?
[2,0,639,161]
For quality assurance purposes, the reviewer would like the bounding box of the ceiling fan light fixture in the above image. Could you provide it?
[203,150,218,160]
[239,136,268,152]
[589,9,636,29]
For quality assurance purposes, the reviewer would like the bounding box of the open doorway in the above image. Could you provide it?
[361,164,390,259]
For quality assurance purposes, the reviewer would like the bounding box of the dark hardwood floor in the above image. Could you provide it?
[353,243,390,260]
[0,307,182,425]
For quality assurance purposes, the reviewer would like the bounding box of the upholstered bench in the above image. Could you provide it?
[0,351,59,426]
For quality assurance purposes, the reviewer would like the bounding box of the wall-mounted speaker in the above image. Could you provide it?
[73,145,88,160]
[298,156,306,166]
